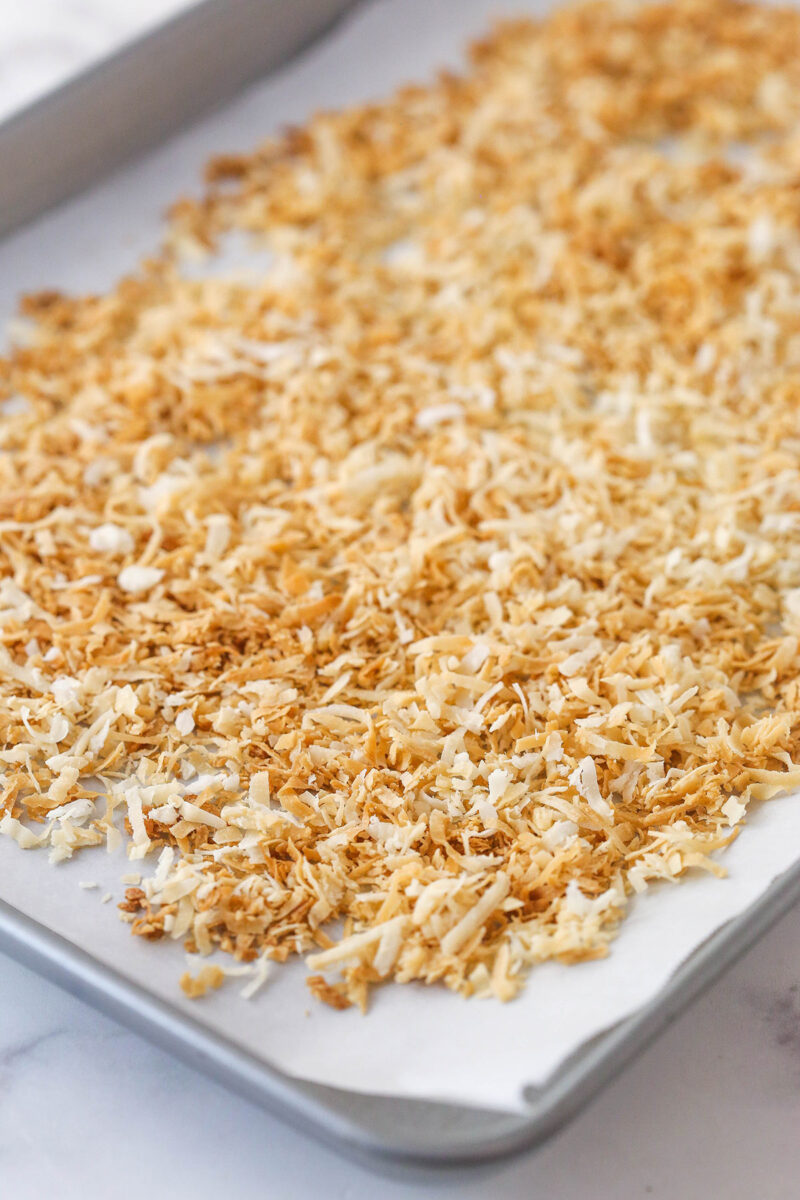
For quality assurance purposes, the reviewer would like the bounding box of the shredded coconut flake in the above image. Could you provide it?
[89,523,134,554]
[174,709,195,736]
[569,757,615,822]
[117,565,164,594]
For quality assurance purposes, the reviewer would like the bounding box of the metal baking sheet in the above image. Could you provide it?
[2,859,800,1168]
[2,0,800,1170]
[0,0,357,238]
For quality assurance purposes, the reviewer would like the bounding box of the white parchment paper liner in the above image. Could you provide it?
[1,0,797,1115]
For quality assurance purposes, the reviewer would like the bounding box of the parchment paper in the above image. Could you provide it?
[1,0,799,1115]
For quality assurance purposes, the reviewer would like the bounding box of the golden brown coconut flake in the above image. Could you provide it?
[4,0,800,1008]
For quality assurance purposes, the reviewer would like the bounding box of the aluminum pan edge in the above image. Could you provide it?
[0,0,358,238]
[2,851,800,1171]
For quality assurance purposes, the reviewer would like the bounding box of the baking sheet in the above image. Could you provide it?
[4,793,800,1114]
[0,0,356,237]
[2,0,800,1118]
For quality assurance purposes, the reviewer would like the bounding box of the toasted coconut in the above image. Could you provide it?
[3,0,800,1007]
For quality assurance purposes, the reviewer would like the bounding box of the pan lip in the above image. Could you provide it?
[3,850,800,1169]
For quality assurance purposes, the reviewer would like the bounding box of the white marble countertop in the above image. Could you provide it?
[1,3,800,1197]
